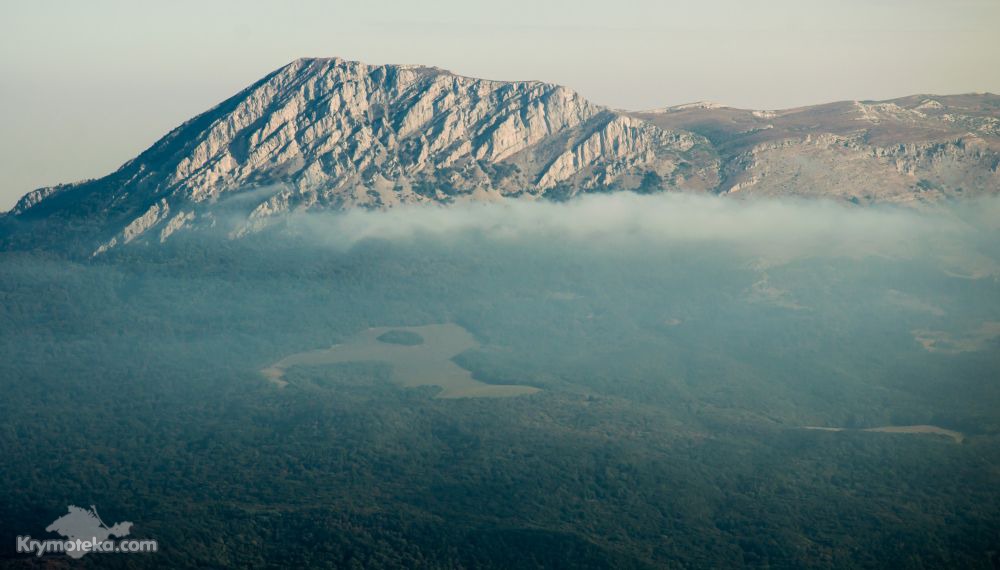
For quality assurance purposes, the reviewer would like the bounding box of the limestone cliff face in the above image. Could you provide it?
[163,58,603,203]
[4,58,998,255]
[537,115,707,190]
[6,57,712,254]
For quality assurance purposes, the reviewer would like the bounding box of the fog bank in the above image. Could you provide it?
[284,193,999,272]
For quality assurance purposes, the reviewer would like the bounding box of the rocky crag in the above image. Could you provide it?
[4,58,998,255]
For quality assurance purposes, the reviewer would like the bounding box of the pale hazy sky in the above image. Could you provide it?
[1,0,998,209]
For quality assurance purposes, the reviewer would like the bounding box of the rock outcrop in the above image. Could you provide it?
[632,94,1000,205]
[3,58,998,255]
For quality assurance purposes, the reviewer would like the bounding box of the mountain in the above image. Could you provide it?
[633,94,1000,203]
[3,57,999,255]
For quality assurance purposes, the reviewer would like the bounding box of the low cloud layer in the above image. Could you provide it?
[287,193,999,272]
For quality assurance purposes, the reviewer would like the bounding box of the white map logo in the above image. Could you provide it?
[17,505,154,559]
[45,505,132,559]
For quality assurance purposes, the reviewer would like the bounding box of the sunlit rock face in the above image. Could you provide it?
[4,57,998,255]
[633,94,1000,205]
[8,57,716,254]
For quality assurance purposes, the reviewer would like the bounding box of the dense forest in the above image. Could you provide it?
[1,197,999,568]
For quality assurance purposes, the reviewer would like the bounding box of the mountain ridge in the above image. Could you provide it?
[4,57,999,255]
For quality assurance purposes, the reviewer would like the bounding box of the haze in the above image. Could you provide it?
[2,0,1000,210]
[2,169,999,566]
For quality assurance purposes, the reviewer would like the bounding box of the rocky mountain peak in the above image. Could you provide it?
[3,59,998,256]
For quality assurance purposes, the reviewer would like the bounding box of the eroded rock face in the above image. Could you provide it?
[633,94,1000,205]
[10,186,61,215]
[164,59,604,204]
[4,58,999,255]
[537,116,702,190]
[9,57,714,254]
